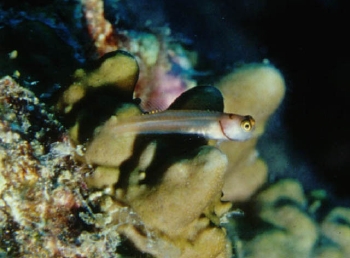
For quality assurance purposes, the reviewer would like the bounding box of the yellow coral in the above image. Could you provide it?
[217,63,286,201]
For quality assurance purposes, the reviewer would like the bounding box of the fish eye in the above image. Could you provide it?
[241,116,255,131]
[242,121,251,131]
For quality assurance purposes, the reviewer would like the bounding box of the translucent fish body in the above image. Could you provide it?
[112,110,255,141]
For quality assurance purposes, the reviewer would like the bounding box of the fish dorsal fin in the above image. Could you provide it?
[143,109,163,115]
[167,85,224,112]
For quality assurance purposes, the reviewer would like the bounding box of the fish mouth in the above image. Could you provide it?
[219,120,232,141]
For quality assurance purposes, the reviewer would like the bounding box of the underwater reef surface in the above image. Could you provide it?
[1,0,350,257]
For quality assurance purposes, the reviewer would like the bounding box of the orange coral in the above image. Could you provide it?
[81,0,118,56]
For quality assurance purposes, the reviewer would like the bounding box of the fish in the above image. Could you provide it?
[112,110,255,141]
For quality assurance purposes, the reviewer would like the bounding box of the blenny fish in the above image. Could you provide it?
[113,110,255,141]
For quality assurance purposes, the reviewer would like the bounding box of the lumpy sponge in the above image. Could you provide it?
[217,64,286,201]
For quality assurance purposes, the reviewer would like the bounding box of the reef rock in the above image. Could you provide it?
[0,76,122,257]
[319,206,350,257]
[0,48,288,257]
[235,179,350,258]
[59,50,289,257]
